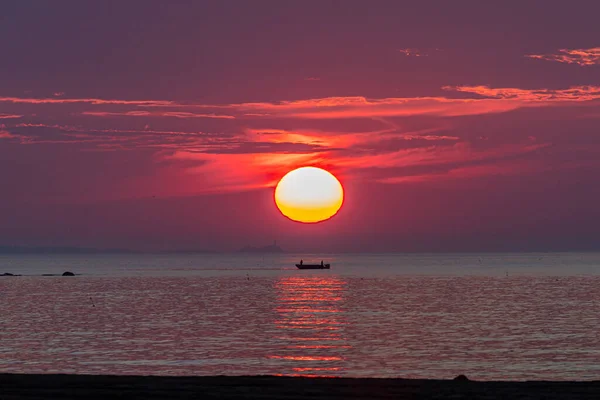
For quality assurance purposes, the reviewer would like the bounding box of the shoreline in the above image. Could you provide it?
[2,374,600,399]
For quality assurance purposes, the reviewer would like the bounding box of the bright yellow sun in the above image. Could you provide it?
[275,166,344,223]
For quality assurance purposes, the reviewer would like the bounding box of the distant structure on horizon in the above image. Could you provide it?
[239,240,284,253]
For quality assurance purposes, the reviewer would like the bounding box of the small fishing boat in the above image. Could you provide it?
[295,262,330,270]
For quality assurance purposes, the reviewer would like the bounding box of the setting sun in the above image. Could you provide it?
[274,167,344,223]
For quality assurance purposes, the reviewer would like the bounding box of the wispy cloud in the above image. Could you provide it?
[526,47,600,66]
[163,151,326,191]
[362,142,550,184]
[8,121,329,155]
[82,111,152,117]
[0,113,23,119]
[377,158,545,184]
[231,96,521,119]
[443,85,600,101]
[158,111,235,119]
[15,123,219,138]
[398,48,440,57]
[4,84,599,124]
[227,85,600,119]
[81,111,235,119]
[0,96,173,105]
[0,130,28,142]
[0,130,15,139]
[3,83,600,194]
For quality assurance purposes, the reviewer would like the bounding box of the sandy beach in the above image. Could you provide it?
[1,374,600,399]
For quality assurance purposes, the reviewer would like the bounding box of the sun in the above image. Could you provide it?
[274,167,344,223]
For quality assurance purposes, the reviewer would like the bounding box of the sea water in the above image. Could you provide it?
[1,253,599,380]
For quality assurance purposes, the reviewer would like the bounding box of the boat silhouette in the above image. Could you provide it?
[295,261,330,270]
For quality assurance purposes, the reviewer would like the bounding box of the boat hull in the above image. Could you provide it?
[295,264,330,270]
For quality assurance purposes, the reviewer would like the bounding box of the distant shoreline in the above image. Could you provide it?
[1,374,599,399]
[2,249,600,255]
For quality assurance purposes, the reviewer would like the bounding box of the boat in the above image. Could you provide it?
[295,263,330,270]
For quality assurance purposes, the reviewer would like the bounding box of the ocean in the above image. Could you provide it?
[1,252,599,380]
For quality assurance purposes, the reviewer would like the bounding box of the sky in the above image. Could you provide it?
[2,1,600,252]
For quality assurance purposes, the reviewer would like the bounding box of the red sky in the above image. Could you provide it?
[1,1,600,252]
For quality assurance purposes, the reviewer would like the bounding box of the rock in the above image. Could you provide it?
[62,271,75,276]
[453,375,470,381]
[2,272,15,276]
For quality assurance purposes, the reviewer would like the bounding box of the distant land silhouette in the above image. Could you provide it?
[239,241,284,253]
[0,246,135,254]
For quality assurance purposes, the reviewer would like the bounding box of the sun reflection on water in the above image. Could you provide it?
[269,274,349,377]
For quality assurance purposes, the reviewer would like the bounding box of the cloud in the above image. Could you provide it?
[159,111,235,119]
[0,130,28,142]
[244,125,450,150]
[0,96,172,105]
[211,85,600,119]
[81,111,152,117]
[81,111,235,119]
[157,128,554,195]
[402,134,460,141]
[526,47,600,66]
[4,84,600,125]
[231,96,522,119]
[0,131,15,139]
[337,140,549,171]
[15,122,224,136]
[8,121,330,155]
[446,85,600,101]
[0,114,23,119]
[163,151,324,192]
[368,143,550,184]
[398,48,440,57]
[3,83,600,195]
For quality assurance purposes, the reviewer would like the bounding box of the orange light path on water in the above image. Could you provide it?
[268,275,350,377]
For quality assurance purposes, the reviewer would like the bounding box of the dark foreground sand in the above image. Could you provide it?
[1,374,600,399]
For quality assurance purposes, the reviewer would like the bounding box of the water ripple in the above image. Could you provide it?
[1,274,599,380]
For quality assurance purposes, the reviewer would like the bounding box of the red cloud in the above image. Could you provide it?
[81,111,235,119]
[231,96,521,119]
[0,130,15,138]
[4,83,600,195]
[446,85,600,101]
[157,134,551,195]
[82,111,152,117]
[398,48,441,57]
[398,48,430,57]
[0,130,29,143]
[0,114,23,119]
[526,47,600,66]
[375,145,549,184]
[0,96,172,105]
[219,85,600,119]
[4,84,599,125]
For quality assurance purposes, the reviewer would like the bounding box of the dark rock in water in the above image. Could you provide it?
[2,272,15,276]
[453,374,470,381]
[62,271,75,276]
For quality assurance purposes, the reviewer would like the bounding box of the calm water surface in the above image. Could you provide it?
[1,253,599,380]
